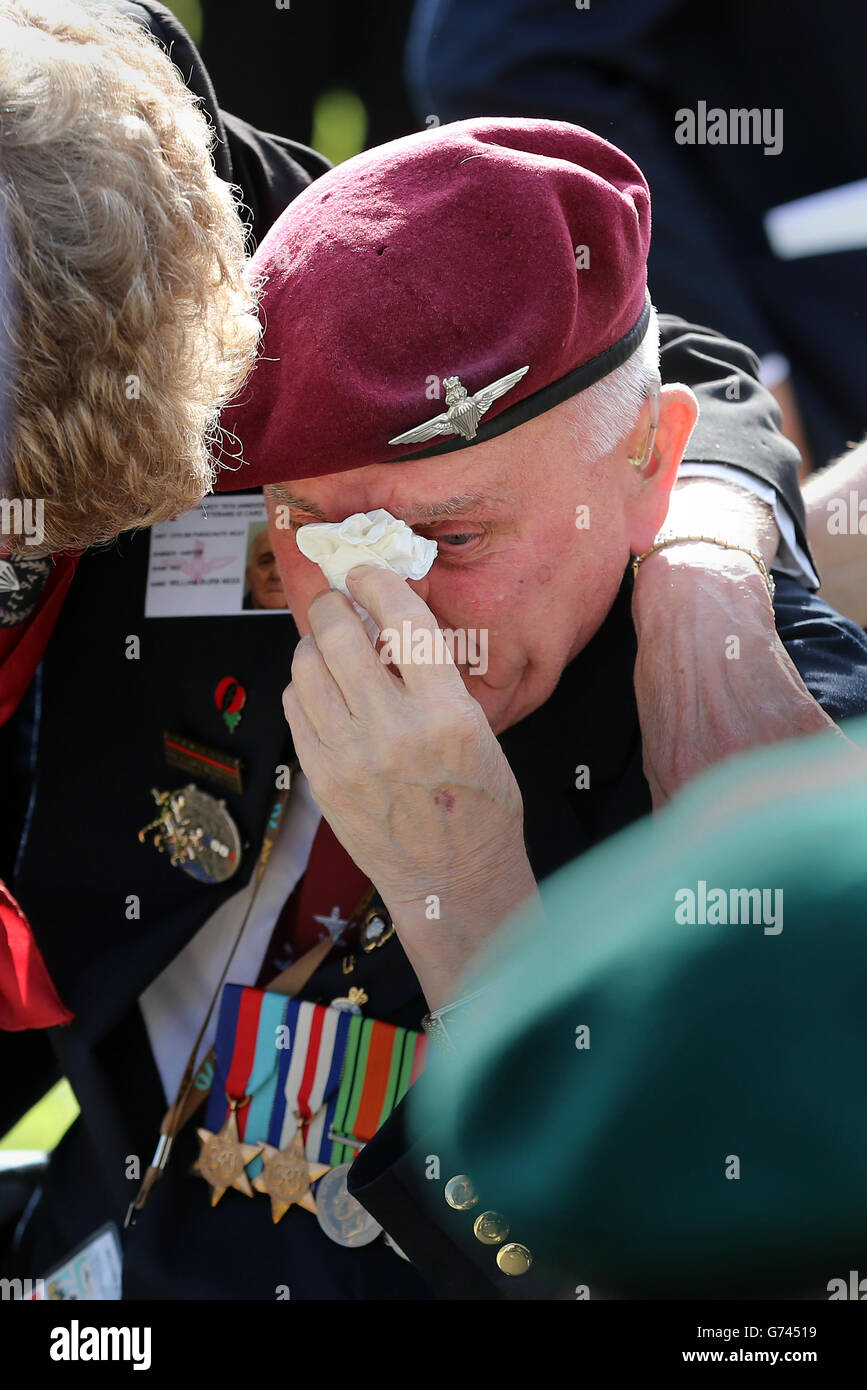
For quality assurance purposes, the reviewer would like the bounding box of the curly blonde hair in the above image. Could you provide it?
[0,0,260,555]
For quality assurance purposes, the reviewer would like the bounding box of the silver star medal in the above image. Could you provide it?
[388,366,530,446]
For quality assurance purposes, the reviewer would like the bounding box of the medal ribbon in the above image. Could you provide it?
[223,989,263,1108]
[130,766,381,1222]
[303,1007,353,1163]
[273,999,353,1162]
[234,993,289,1154]
[328,1020,428,1165]
[205,991,426,1172]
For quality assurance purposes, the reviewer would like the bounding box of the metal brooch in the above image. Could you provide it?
[138,784,242,885]
[388,366,530,446]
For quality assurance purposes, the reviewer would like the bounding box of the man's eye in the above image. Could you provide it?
[438,532,478,548]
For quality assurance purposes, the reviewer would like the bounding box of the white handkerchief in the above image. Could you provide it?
[295,509,437,639]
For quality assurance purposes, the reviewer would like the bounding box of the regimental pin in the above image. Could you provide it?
[388,366,530,446]
[360,909,395,953]
[313,906,350,939]
[330,986,368,1016]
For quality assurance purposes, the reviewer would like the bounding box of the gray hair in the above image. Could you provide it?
[562,304,661,463]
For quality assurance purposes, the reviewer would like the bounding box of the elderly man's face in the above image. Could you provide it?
[246,529,287,609]
[265,386,696,733]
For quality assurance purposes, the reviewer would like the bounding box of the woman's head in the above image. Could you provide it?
[0,0,260,554]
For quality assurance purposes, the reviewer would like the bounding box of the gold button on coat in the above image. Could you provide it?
[496,1242,533,1276]
[473,1211,509,1245]
[444,1175,478,1210]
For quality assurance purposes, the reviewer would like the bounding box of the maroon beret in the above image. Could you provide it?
[216,117,651,489]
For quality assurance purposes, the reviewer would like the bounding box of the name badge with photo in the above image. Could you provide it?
[34,1222,123,1301]
[145,497,291,619]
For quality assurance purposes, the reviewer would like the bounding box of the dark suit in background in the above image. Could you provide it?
[408,0,867,466]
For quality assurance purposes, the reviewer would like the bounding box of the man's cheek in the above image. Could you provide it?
[428,559,527,618]
[271,550,328,633]
[424,583,500,656]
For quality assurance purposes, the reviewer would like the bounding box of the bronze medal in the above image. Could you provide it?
[194,1105,262,1206]
[252,1127,330,1224]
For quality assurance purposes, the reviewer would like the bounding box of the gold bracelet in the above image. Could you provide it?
[631,535,775,600]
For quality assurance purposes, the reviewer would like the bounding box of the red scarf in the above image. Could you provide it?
[0,553,78,1029]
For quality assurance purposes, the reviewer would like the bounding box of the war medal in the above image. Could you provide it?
[315,1164,383,1248]
[195,990,428,1237]
[194,1102,263,1206]
[138,784,241,884]
[252,1125,330,1224]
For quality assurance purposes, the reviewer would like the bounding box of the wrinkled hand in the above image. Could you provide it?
[283,565,537,1008]
[632,544,839,809]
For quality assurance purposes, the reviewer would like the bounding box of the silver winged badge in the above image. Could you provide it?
[388,365,530,446]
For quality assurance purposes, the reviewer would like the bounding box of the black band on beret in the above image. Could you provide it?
[389,295,652,464]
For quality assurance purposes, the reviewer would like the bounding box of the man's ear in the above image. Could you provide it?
[626,384,698,553]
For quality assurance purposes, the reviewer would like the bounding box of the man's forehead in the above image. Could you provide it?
[267,482,503,525]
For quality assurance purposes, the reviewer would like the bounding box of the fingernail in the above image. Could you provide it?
[345,564,377,589]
